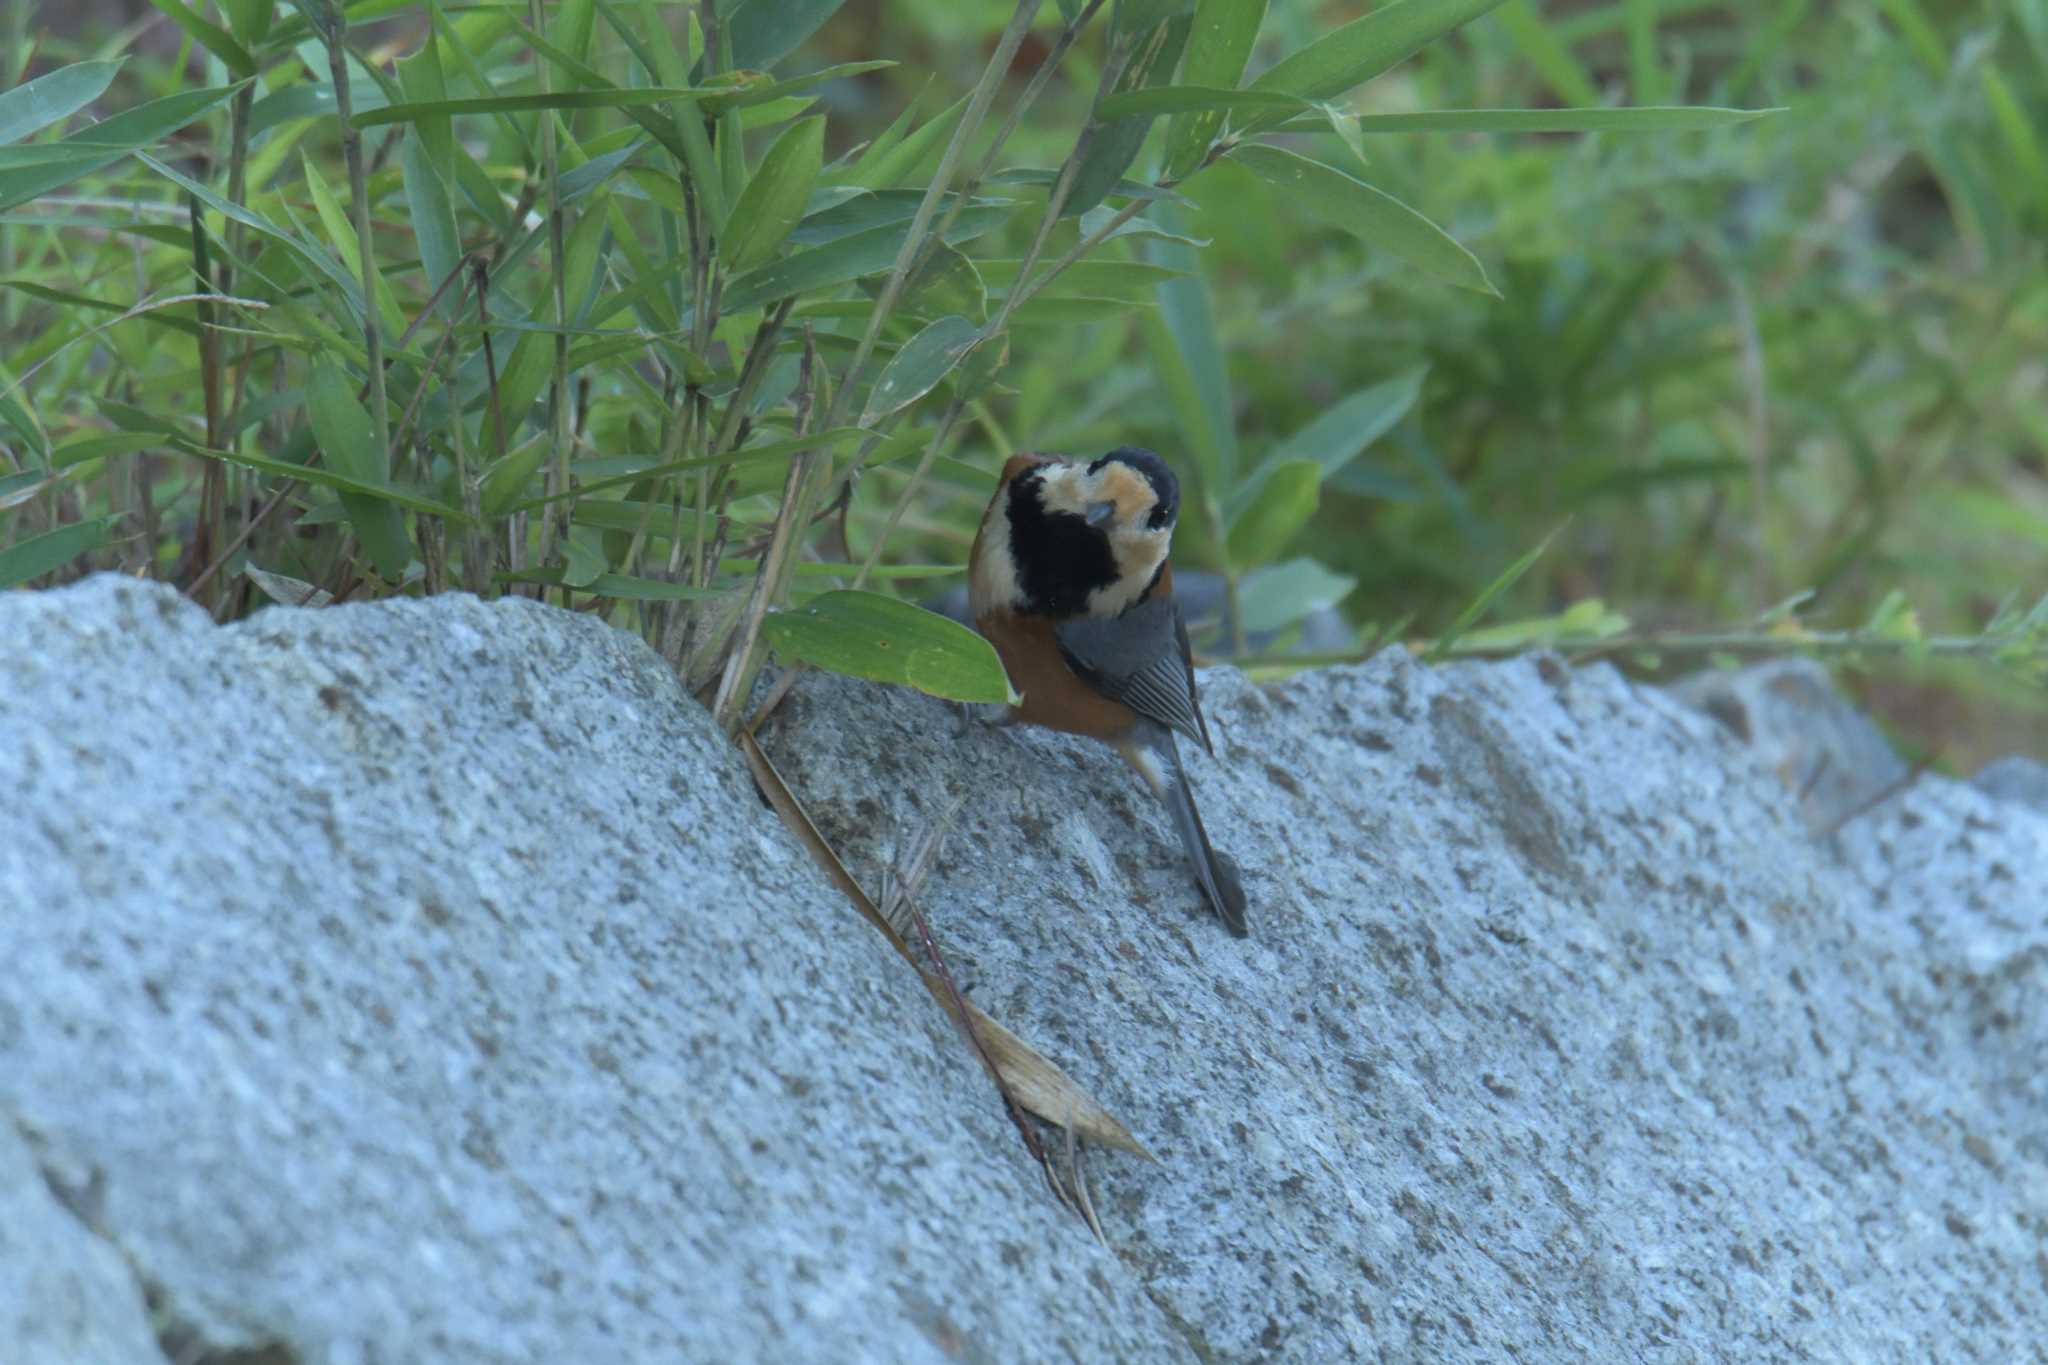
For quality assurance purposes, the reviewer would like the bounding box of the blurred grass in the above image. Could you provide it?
[3,0,2044,765]
[845,0,2048,766]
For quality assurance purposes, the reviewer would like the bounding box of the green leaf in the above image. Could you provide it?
[722,115,824,273]
[979,257,1186,301]
[1494,0,1598,106]
[1247,0,1510,128]
[1077,204,1209,246]
[399,135,461,324]
[0,83,241,214]
[1231,143,1494,295]
[137,151,367,318]
[247,82,390,137]
[988,166,1182,202]
[1875,0,1948,80]
[480,434,552,518]
[0,385,47,463]
[879,239,987,318]
[0,517,115,589]
[1268,364,1426,477]
[561,526,608,589]
[52,432,162,468]
[1237,556,1356,635]
[551,0,597,63]
[1115,0,1197,32]
[301,155,405,339]
[510,428,872,511]
[738,94,823,129]
[698,62,893,115]
[0,277,129,313]
[0,60,122,145]
[217,0,273,46]
[722,204,1011,313]
[560,139,643,205]
[147,0,257,79]
[1066,16,1190,217]
[1227,458,1320,566]
[844,93,969,190]
[1303,105,1783,134]
[1624,0,1664,103]
[763,590,1018,704]
[500,566,726,601]
[726,0,849,70]
[306,358,412,578]
[1863,588,1922,642]
[1984,67,2048,217]
[353,88,704,129]
[723,219,910,312]
[1098,85,1311,120]
[396,25,456,181]
[185,442,474,521]
[1142,200,1237,497]
[791,187,1008,246]
[488,331,554,453]
[1456,598,1629,652]
[862,314,982,424]
[1164,0,1270,180]
[1426,522,1566,661]
[0,471,50,511]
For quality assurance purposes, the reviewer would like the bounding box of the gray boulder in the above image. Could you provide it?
[3,574,2044,1362]
[1666,657,1912,832]
[0,576,1167,1363]
[1973,754,2048,814]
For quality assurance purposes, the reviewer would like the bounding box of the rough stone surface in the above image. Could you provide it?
[1667,657,1912,832]
[0,575,1170,1364]
[0,1119,161,1365]
[1974,754,2048,814]
[762,655,2048,1362]
[5,574,2046,1364]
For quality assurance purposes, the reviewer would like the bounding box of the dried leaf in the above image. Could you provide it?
[736,731,1151,1158]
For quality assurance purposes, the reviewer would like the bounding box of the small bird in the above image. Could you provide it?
[969,446,1249,937]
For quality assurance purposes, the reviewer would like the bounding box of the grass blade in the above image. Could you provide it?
[1232,143,1494,294]
[0,59,122,144]
[1426,521,1567,661]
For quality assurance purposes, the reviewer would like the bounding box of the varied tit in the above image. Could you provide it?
[969,447,1249,937]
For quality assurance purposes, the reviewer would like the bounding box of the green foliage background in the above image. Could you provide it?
[3,0,2044,763]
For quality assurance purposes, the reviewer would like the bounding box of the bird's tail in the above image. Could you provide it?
[1125,731,1249,937]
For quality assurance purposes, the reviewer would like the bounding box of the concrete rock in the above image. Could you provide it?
[4,574,2045,1363]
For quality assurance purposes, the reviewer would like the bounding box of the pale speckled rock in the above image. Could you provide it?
[0,1119,161,1365]
[1974,755,2048,814]
[6,574,2047,1365]
[1667,657,1911,832]
[760,650,2048,1362]
[0,574,1173,1364]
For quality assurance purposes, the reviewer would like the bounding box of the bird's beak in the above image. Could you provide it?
[1085,500,1116,527]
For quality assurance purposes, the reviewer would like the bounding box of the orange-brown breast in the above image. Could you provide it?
[969,451,1177,743]
[976,608,1139,742]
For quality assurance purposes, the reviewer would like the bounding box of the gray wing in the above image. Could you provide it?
[1055,594,1214,755]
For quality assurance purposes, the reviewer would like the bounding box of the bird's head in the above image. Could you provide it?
[973,447,1181,619]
